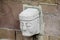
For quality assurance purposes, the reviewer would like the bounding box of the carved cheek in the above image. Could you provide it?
[20,22,24,30]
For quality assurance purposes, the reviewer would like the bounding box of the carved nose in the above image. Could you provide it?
[22,23,27,31]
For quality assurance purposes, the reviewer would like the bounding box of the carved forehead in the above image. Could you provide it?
[20,21,31,23]
[20,16,39,21]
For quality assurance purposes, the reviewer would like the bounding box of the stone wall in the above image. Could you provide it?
[0,0,60,40]
[0,0,22,30]
[0,29,15,40]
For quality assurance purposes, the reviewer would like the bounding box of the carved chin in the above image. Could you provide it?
[22,31,34,36]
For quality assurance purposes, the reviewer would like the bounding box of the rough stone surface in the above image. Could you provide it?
[39,36,60,40]
[16,31,33,40]
[0,29,15,39]
[42,5,60,36]
[39,0,56,4]
[0,0,60,40]
[56,0,60,4]
[41,5,57,14]
[0,1,23,30]
[16,31,23,40]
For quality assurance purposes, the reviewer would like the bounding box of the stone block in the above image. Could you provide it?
[39,0,56,4]
[42,5,60,36]
[56,0,60,4]
[16,31,33,40]
[0,0,23,30]
[16,31,23,40]
[41,5,57,14]
[39,36,60,40]
[0,29,15,40]
[49,36,60,40]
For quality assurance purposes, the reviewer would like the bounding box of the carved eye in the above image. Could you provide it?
[26,23,32,27]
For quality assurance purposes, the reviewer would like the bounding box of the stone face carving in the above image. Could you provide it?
[19,8,40,36]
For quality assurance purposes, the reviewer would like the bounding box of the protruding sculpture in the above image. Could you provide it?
[19,8,40,36]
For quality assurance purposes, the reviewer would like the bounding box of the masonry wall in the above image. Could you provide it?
[0,0,60,40]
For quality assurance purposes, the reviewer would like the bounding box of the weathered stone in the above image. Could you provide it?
[49,36,60,40]
[0,29,15,40]
[38,36,60,40]
[39,0,56,4]
[41,4,57,14]
[41,5,60,36]
[16,31,23,40]
[0,0,23,30]
[56,0,60,4]
[16,31,33,40]
[57,5,60,11]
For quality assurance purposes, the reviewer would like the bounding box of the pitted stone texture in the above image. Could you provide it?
[0,1,1,12]
[57,5,60,11]
[8,0,56,4]
[44,13,60,36]
[39,0,56,4]
[16,31,33,40]
[41,5,57,14]
[0,29,15,39]
[56,0,60,4]
[42,5,60,36]
[16,31,23,40]
[49,36,60,40]
[39,36,60,40]
[0,0,23,30]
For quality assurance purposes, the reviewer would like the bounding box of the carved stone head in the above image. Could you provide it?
[19,8,40,36]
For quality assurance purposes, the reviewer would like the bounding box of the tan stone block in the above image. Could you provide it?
[57,5,60,11]
[42,5,60,36]
[38,36,49,40]
[16,31,23,40]
[49,36,60,40]
[40,4,60,36]
[57,5,60,17]
[0,0,23,30]
[16,31,33,40]
[23,37,33,40]
[41,5,57,14]
[39,0,56,4]
[0,29,15,40]
[56,0,60,4]
[0,39,15,40]
[38,36,60,40]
